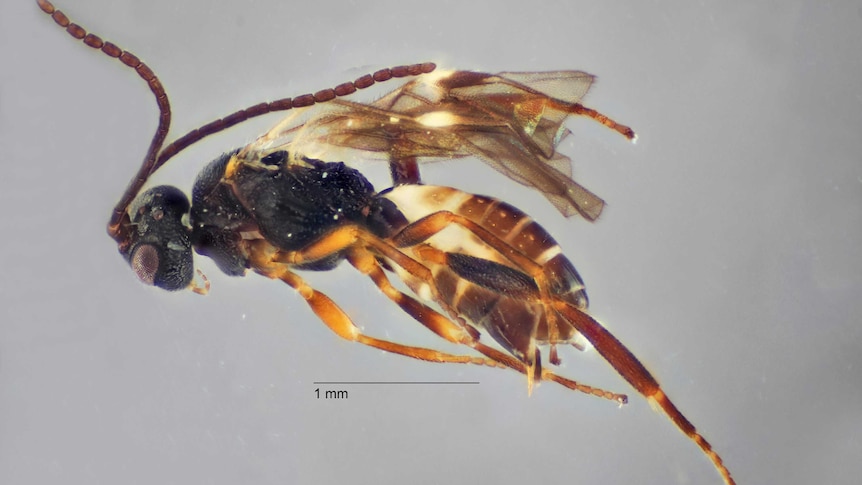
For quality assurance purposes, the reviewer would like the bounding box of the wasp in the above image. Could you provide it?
[37,1,734,484]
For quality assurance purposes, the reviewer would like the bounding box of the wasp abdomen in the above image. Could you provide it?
[383,185,589,361]
[384,186,588,303]
[455,192,589,309]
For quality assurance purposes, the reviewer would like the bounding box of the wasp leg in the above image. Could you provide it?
[381,224,732,482]
[552,299,735,485]
[267,225,623,400]
[388,211,561,329]
[274,225,463,319]
[347,246,627,404]
[245,240,505,369]
[394,221,734,484]
[391,213,572,375]
[391,211,543,275]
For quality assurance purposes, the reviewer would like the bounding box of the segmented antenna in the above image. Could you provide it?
[36,0,171,245]
[154,63,436,170]
[36,0,435,250]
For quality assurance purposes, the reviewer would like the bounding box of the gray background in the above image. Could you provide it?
[2,1,861,484]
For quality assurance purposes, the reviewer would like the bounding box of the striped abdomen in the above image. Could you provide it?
[382,185,589,364]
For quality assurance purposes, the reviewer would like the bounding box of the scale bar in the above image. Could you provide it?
[313,381,479,385]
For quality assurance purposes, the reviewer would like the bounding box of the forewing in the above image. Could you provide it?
[456,127,605,220]
[441,71,595,158]
[243,70,603,218]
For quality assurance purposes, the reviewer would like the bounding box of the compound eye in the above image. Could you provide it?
[131,244,160,286]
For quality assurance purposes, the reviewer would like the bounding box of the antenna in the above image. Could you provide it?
[36,0,434,250]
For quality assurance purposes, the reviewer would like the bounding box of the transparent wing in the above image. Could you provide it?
[243,70,608,220]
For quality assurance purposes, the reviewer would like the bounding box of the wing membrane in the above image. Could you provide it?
[244,70,609,220]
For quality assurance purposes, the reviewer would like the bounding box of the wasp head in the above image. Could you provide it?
[125,186,194,291]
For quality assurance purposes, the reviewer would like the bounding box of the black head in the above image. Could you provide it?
[125,186,194,291]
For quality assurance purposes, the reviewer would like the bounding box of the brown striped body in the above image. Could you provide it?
[383,185,589,365]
